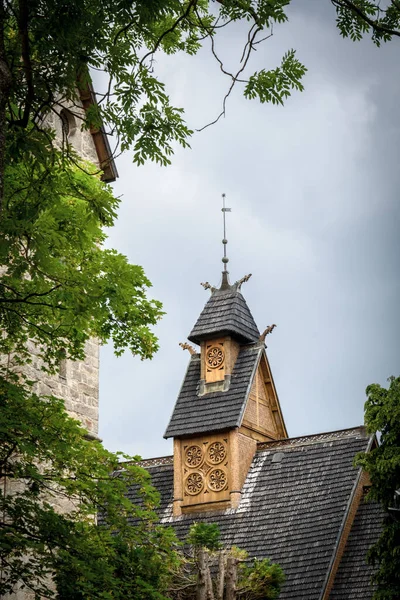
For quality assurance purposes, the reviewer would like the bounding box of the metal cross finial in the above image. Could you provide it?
[221,193,231,272]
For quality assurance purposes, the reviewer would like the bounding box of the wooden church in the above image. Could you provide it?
[129,267,384,600]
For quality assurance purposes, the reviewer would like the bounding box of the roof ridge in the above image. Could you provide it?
[257,426,366,450]
[119,455,174,469]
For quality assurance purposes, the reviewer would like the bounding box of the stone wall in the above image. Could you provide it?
[22,338,100,437]
[45,99,99,164]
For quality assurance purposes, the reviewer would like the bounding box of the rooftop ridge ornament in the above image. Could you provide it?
[201,281,217,292]
[179,342,196,355]
[259,324,277,343]
[234,273,252,291]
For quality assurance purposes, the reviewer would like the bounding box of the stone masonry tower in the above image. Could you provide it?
[164,271,287,515]
[20,84,118,439]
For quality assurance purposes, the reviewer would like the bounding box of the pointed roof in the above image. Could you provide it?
[188,272,260,345]
[164,344,261,439]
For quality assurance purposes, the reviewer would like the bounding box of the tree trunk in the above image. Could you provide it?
[197,548,208,600]
[206,561,214,600]
[216,549,227,600]
[225,556,238,600]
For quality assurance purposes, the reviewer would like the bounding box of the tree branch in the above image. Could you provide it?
[332,0,400,37]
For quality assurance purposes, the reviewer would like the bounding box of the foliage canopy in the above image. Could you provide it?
[1,135,163,370]
[356,376,400,600]
[0,374,181,599]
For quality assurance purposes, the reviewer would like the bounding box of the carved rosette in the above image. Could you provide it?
[206,346,225,369]
[185,445,204,468]
[207,441,226,465]
[207,468,228,492]
[185,472,204,495]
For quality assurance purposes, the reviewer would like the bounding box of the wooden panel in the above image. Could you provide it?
[259,403,277,433]
[243,398,257,427]
[204,339,226,383]
[173,439,183,516]
[181,433,230,508]
[225,338,240,374]
[239,424,277,442]
[237,432,257,489]
[242,363,278,439]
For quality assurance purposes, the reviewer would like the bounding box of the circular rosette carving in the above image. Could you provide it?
[207,441,226,465]
[185,445,204,468]
[206,346,225,369]
[185,472,204,496]
[207,468,228,492]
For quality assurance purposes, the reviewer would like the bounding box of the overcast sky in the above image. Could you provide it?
[97,0,400,459]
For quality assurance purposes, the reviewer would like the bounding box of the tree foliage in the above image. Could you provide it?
[355,376,400,600]
[0,0,307,191]
[1,133,163,370]
[0,373,181,599]
[332,0,400,45]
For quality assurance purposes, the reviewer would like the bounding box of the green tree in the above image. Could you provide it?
[1,137,163,371]
[356,376,400,600]
[0,373,181,599]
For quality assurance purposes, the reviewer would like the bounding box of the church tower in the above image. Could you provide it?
[15,83,117,440]
[165,270,287,515]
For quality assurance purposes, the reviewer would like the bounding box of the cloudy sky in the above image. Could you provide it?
[97,1,400,459]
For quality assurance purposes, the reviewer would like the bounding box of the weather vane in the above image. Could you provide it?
[221,193,231,272]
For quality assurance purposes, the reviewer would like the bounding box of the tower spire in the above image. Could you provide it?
[221,193,231,273]
[221,193,231,289]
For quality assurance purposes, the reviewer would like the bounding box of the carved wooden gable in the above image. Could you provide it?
[241,352,286,442]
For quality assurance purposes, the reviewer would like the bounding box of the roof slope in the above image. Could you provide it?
[188,289,260,345]
[138,428,373,600]
[330,497,385,599]
[164,344,261,438]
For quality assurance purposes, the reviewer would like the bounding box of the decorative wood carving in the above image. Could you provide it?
[207,467,228,492]
[259,324,277,342]
[206,346,225,369]
[181,437,230,509]
[207,441,226,465]
[179,342,196,355]
[234,273,252,290]
[185,472,204,495]
[185,445,204,468]
[201,281,217,292]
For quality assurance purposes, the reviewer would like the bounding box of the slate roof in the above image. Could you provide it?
[330,496,385,599]
[188,288,260,345]
[134,427,377,600]
[164,344,261,438]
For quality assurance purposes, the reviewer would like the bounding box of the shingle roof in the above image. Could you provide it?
[135,428,376,600]
[330,497,385,599]
[188,288,260,345]
[164,344,261,438]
